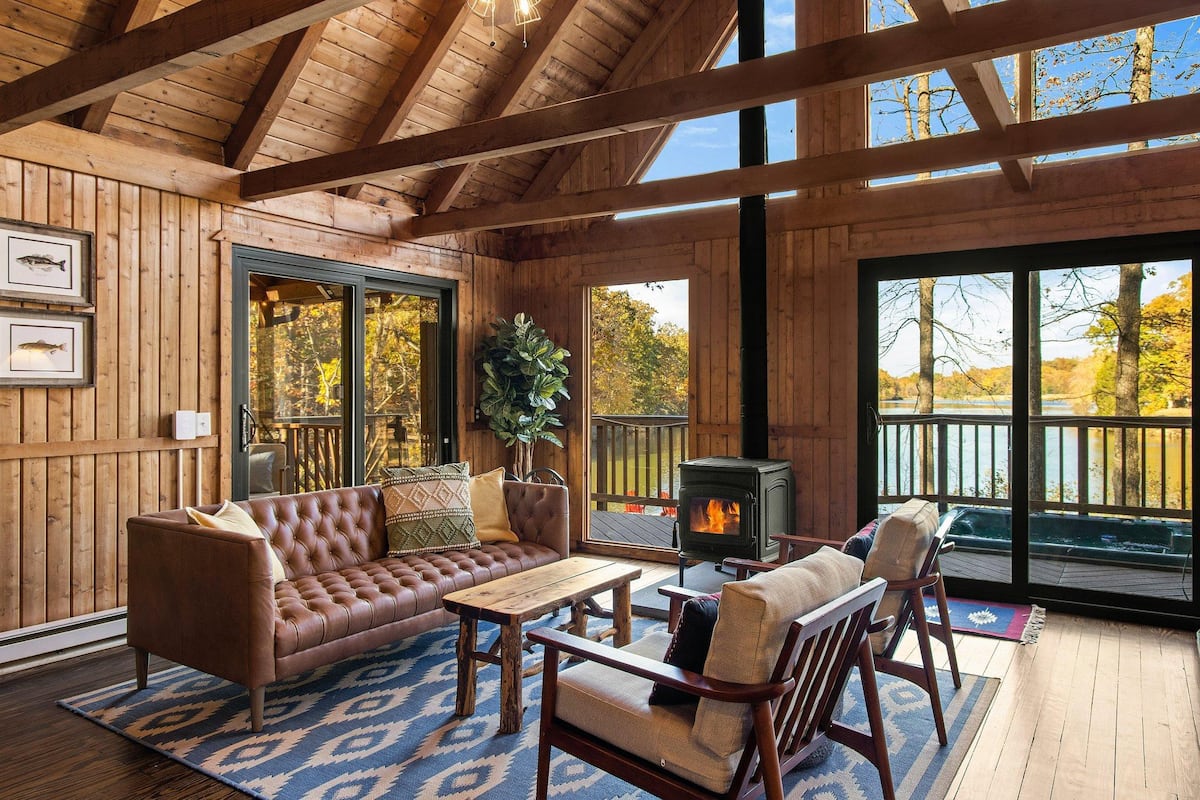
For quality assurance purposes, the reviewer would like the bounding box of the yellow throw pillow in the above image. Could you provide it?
[186,500,287,584]
[469,467,519,543]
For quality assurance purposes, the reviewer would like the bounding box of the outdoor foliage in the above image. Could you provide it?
[1087,272,1193,415]
[590,286,688,416]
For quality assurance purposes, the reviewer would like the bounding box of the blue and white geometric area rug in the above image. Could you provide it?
[60,618,997,800]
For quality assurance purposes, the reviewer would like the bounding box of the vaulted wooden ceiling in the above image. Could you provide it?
[0,0,1196,237]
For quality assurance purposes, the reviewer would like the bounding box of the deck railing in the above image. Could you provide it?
[265,413,435,493]
[879,413,1192,520]
[591,415,687,514]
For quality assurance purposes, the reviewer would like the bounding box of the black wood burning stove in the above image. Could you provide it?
[676,457,795,581]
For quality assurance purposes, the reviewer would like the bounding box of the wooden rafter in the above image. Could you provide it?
[339,0,472,200]
[405,91,1200,236]
[74,0,160,133]
[520,0,699,202]
[909,0,1033,190]
[224,22,329,170]
[239,0,1197,201]
[0,0,375,135]
[420,0,588,214]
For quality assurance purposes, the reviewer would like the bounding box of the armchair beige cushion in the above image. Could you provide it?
[555,632,739,793]
[864,497,939,653]
[691,546,864,758]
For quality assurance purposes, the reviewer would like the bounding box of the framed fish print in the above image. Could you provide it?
[0,218,94,306]
[0,308,93,386]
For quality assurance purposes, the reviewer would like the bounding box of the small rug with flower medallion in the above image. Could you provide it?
[928,597,1046,643]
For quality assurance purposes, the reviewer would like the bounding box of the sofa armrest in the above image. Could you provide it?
[127,514,277,690]
[504,480,569,559]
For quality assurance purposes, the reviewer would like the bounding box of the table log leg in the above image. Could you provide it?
[613,582,633,647]
[570,601,588,638]
[499,621,524,734]
[455,616,478,717]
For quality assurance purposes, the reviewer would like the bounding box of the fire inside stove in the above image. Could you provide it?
[690,497,741,535]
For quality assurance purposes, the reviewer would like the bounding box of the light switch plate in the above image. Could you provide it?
[195,412,212,436]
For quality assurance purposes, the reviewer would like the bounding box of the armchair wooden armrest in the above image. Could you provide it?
[658,585,706,632]
[868,615,896,636]
[527,626,792,704]
[722,557,780,580]
[883,573,941,592]
[771,533,846,563]
[940,540,955,554]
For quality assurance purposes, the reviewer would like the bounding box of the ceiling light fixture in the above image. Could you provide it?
[467,0,541,47]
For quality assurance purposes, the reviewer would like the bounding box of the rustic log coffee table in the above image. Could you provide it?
[442,556,642,734]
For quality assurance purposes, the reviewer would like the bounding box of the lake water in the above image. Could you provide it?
[878,400,1191,511]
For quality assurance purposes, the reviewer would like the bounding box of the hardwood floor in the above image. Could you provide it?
[1,561,1196,799]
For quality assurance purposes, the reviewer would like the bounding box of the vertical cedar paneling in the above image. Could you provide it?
[115,183,140,608]
[199,200,222,502]
[178,197,200,508]
[20,162,49,628]
[45,168,74,623]
[139,190,162,513]
[0,159,21,630]
[70,173,97,617]
[159,193,180,510]
[94,178,120,612]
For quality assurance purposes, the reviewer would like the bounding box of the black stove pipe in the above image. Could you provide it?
[738,0,769,459]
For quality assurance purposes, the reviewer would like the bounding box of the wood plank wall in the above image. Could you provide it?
[0,156,514,636]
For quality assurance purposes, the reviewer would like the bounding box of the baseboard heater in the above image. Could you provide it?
[0,607,126,675]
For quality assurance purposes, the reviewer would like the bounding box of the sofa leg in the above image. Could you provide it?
[249,686,265,732]
[134,647,148,690]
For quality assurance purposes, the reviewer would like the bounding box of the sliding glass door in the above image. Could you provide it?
[861,234,1197,625]
[232,247,455,498]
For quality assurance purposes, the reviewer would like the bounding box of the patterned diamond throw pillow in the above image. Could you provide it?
[382,462,480,556]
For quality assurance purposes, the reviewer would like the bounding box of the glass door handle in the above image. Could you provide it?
[239,404,258,453]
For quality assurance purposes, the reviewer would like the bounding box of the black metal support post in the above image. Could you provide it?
[739,0,769,459]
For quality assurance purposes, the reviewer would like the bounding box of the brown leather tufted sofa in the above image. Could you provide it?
[126,480,568,731]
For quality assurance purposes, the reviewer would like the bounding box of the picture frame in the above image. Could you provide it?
[0,218,94,306]
[0,308,94,387]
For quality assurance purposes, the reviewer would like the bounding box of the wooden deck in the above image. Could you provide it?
[591,510,1194,602]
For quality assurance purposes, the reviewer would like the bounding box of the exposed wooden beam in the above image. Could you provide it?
[239,0,1197,201]
[405,92,1200,236]
[521,0,698,203]
[224,22,328,170]
[910,0,1033,190]
[339,0,471,199]
[74,0,161,133]
[0,0,374,135]
[420,0,588,214]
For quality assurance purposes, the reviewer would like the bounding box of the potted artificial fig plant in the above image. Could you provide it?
[478,313,571,478]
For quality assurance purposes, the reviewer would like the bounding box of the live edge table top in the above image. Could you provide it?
[442,556,642,625]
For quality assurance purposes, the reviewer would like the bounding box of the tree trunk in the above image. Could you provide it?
[918,277,936,494]
[1029,272,1046,505]
[1111,26,1154,506]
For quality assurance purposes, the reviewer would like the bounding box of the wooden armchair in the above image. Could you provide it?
[528,548,896,800]
[728,498,962,746]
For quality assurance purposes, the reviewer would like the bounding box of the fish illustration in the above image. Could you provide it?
[15,254,67,271]
[16,339,67,354]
